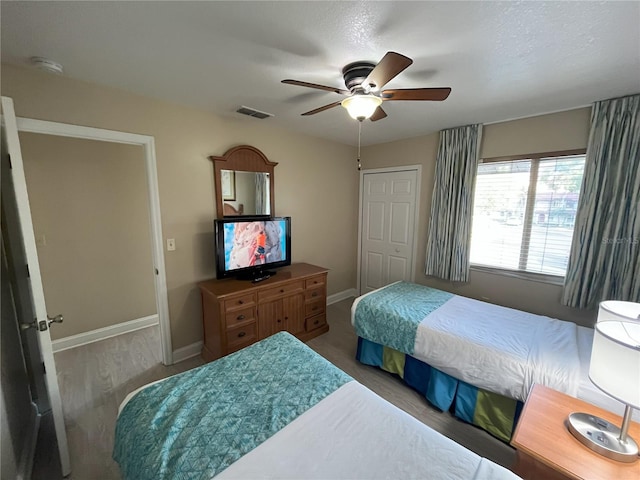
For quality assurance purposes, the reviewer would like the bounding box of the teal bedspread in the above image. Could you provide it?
[353,282,453,354]
[113,332,352,480]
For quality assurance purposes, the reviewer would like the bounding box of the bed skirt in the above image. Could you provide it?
[356,336,523,442]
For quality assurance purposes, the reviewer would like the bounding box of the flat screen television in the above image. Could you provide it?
[214,216,291,282]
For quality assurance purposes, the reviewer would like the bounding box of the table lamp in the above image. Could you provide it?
[597,300,640,323]
[567,302,640,463]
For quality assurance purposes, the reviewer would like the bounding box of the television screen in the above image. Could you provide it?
[215,216,291,280]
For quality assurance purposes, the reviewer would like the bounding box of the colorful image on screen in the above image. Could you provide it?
[223,220,286,271]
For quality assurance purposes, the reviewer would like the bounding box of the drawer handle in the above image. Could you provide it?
[238,300,244,305]
[277,319,281,323]
[312,306,319,311]
[314,320,319,325]
[280,289,285,293]
[312,292,318,297]
[238,331,246,338]
[237,314,245,321]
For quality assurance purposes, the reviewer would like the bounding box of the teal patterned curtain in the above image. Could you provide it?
[562,94,640,308]
[425,124,482,282]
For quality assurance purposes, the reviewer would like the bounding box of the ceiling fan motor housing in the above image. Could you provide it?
[342,61,376,92]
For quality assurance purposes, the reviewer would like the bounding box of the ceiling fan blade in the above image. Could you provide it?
[381,87,452,101]
[370,106,387,122]
[301,101,343,116]
[282,79,349,95]
[363,52,413,91]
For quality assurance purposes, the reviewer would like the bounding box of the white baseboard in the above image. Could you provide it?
[172,341,203,364]
[327,288,357,305]
[52,315,159,353]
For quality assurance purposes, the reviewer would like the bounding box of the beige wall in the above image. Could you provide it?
[20,133,156,340]
[361,108,597,327]
[481,108,592,159]
[2,64,358,350]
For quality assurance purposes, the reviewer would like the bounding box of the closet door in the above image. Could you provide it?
[359,168,419,294]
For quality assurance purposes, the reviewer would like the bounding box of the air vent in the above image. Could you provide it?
[236,106,273,119]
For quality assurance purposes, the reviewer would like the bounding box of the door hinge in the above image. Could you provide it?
[8,154,12,169]
[155,268,159,275]
[26,264,30,278]
[42,362,46,375]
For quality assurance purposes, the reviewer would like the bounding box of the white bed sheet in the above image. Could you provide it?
[216,381,519,480]
[118,378,520,480]
[412,295,581,402]
[353,285,639,421]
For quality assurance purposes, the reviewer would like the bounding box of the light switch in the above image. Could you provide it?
[167,238,176,251]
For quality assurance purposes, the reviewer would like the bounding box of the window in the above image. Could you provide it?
[470,152,586,278]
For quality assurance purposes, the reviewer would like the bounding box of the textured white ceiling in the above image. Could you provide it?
[2,1,639,146]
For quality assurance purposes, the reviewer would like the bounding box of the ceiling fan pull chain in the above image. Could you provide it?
[357,121,362,171]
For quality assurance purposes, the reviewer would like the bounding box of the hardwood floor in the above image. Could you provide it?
[35,327,204,480]
[36,297,515,479]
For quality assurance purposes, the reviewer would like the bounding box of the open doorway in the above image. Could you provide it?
[15,117,172,364]
[20,132,158,350]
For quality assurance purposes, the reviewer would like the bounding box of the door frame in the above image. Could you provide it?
[15,117,173,365]
[357,165,422,296]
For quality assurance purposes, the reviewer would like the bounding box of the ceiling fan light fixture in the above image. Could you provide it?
[341,95,382,121]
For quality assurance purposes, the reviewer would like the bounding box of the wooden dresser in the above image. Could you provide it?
[198,263,329,362]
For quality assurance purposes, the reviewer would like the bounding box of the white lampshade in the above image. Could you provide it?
[589,320,640,409]
[341,95,382,120]
[598,300,640,322]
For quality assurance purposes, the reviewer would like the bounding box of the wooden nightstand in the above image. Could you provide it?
[511,384,640,480]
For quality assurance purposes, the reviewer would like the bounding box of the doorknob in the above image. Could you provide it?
[21,319,48,331]
[20,315,63,332]
[47,314,64,327]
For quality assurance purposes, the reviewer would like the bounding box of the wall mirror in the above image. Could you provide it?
[209,145,277,218]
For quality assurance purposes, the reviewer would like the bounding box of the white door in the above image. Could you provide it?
[1,96,71,476]
[359,168,420,294]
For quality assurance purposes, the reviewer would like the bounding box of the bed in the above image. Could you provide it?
[352,281,635,442]
[113,331,520,480]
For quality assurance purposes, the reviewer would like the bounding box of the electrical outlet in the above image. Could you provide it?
[167,238,176,251]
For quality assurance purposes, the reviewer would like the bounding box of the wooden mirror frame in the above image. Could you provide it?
[209,145,278,218]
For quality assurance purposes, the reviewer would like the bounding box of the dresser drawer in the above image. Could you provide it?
[305,275,325,289]
[225,306,256,328]
[305,297,325,317]
[258,280,304,302]
[224,292,256,311]
[304,287,324,301]
[226,322,257,349]
[305,314,326,332]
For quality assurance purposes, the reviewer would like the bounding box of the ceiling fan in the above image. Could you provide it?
[282,51,451,122]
